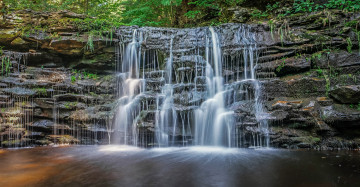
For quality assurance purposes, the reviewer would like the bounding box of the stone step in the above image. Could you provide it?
[0,95,10,101]
[3,87,36,97]
[257,51,294,63]
[256,72,277,79]
[20,74,35,79]
[0,83,8,88]
[145,70,165,79]
[145,78,165,92]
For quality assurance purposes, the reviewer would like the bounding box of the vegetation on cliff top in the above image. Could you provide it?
[1,0,360,28]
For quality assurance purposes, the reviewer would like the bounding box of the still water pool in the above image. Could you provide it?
[0,146,359,187]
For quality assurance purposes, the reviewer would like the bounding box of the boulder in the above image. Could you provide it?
[0,29,19,45]
[274,56,311,76]
[329,85,360,104]
[313,50,360,69]
[228,7,251,23]
[321,105,360,127]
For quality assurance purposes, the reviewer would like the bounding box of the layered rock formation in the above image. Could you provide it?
[1,9,360,149]
[0,10,116,147]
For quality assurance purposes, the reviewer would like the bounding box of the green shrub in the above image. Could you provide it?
[293,0,314,13]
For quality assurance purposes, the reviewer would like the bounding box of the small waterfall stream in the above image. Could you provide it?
[194,27,234,147]
[114,30,145,145]
[113,25,270,148]
[155,37,175,147]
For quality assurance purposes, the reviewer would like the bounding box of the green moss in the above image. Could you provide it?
[33,88,47,96]
[1,139,21,146]
[102,75,113,82]
[0,29,19,43]
[64,102,78,109]
[10,37,27,45]
[345,20,359,28]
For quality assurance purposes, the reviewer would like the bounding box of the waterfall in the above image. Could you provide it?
[155,37,176,147]
[114,30,145,145]
[194,27,234,147]
[113,25,270,148]
[254,81,270,148]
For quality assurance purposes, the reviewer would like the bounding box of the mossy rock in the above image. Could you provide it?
[46,135,80,144]
[0,29,19,44]
[10,37,27,45]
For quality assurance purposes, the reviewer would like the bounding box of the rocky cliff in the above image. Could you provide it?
[1,9,360,149]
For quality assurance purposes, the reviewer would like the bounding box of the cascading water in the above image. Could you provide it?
[114,29,145,145]
[114,25,270,148]
[194,27,234,147]
[155,37,175,147]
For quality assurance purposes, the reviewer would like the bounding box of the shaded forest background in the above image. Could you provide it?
[1,0,360,27]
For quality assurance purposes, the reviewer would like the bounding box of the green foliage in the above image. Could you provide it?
[266,2,280,12]
[3,0,360,28]
[184,10,201,19]
[315,67,331,96]
[293,0,314,13]
[349,102,360,111]
[357,31,360,55]
[311,52,323,60]
[281,0,360,16]
[64,102,78,109]
[120,0,179,26]
[71,75,77,83]
[279,26,284,46]
[189,0,216,8]
[268,20,275,40]
[326,0,360,12]
[250,2,281,20]
[3,0,123,19]
[316,67,324,76]
[251,9,269,19]
[345,20,360,28]
[1,56,11,77]
[276,57,287,72]
[86,34,94,52]
[33,87,47,96]
[346,37,353,53]
[71,69,98,84]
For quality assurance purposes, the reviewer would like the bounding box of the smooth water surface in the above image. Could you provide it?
[0,146,359,187]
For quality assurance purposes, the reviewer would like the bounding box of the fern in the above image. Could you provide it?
[346,37,353,53]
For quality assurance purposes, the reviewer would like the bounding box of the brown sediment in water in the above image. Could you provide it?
[0,148,72,187]
[0,146,359,186]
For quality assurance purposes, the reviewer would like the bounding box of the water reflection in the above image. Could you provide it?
[0,146,359,186]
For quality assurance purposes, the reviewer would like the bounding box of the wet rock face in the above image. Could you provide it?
[114,18,360,149]
[0,64,115,147]
[117,23,274,52]
[227,7,251,23]
[321,105,360,127]
[1,9,360,149]
[0,10,116,73]
[313,51,360,69]
[330,85,360,104]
